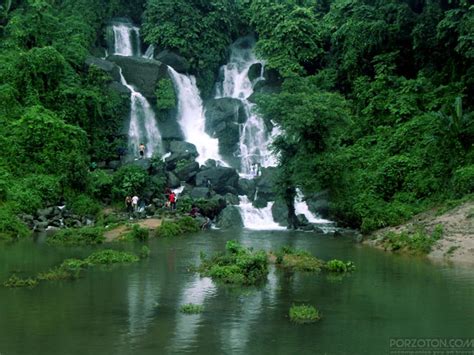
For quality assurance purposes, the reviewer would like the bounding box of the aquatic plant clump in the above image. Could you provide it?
[179,303,204,314]
[289,304,321,324]
[84,249,139,265]
[199,240,268,285]
[47,226,105,246]
[273,246,325,272]
[3,274,39,288]
[325,259,356,273]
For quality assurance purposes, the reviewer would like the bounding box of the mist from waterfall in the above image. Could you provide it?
[168,66,227,166]
[110,23,162,158]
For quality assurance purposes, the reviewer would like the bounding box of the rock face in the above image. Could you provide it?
[249,68,282,101]
[254,167,277,203]
[196,167,239,195]
[248,63,263,82]
[216,205,244,229]
[305,190,330,219]
[85,56,122,82]
[108,55,169,98]
[204,98,246,169]
[174,161,200,183]
[155,49,190,73]
[156,108,183,142]
[271,199,288,227]
[165,141,198,168]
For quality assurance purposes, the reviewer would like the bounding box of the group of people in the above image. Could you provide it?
[125,195,141,216]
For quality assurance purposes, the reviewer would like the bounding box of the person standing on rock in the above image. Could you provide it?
[132,195,139,213]
[125,196,133,214]
[139,143,145,159]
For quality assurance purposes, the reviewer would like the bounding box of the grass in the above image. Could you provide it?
[198,240,268,285]
[156,216,200,238]
[380,224,444,254]
[289,304,321,324]
[179,303,204,314]
[325,259,356,273]
[46,226,105,246]
[3,274,39,288]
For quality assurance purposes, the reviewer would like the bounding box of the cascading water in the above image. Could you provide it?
[119,70,162,158]
[111,23,141,57]
[110,23,162,158]
[237,196,286,230]
[216,37,277,176]
[168,66,226,166]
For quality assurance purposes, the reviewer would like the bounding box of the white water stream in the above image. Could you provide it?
[168,67,227,166]
[111,24,162,158]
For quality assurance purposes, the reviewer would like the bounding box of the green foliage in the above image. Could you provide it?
[0,205,30,241]
[155,217,200,238]
[47,226,104,246]
[380,225,444,254]
[112,165,148,199]
[155,78,176,110]
[273,246,325,272]
[69,194,102,217]
[139,245,150,258]
[84,249,139,264]
[126,224,149,241]
[451,165,474,197]
[325,260,356,273]
[289,304,320,324]
[3,274,38,288]
[87,170,113,201]
[179,303,204,314]
[198,241,268,285]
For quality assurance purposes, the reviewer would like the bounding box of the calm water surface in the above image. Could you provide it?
[0,229,473,354]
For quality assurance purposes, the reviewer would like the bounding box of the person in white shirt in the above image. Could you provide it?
[132,195,139,212]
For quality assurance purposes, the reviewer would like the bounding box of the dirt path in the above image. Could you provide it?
[104,218,162,242]
[368,200,474,264]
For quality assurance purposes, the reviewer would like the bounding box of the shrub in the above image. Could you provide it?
[325,259,356,273]
[47,226,104,246]
[139,245,150,259]
[155,78,176,111]
[112,165,148,199]
[0,205,30,241]
[87,170,113,201]
[156,217,200,237]
[451,165,474,197]
[380,225,443,254]
[126,224,149,241]
[38,258,90,281]
[179,303,204,314]
[68,194,102,217]
[199,241,268,285]
[289,304,321,324]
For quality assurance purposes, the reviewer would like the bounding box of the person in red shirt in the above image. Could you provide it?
[169,192,176,210]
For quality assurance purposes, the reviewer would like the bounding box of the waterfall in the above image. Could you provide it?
[237,196,286,230]
[168,66,227,166]
[111,23,162,158]
[216,37,277,176]
[294,188,332,224]
[143,45,154,59]
[112,24,141,56]
[119,70,162,158]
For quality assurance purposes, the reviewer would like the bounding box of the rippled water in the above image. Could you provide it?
[1,230,473,354]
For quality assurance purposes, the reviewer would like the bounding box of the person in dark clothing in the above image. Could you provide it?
[189,205,200,218]
[139,143,145,159]
[125,196,133,214]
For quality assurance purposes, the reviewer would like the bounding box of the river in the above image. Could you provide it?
[0,230,473,354]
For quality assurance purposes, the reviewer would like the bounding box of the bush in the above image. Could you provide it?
[289,304,321,324]
[325,259,356,273]
[126,224,149,241]
[156,217,200,238]
[380,225,443,254]
[87,170,113,201]
[0,205,30,241]
[68,194,102,218]
[179,303,204,314]
[112,165,148,199]
[47,226,104,246]
[84,249,139,265]
[451,165,474,197]
[198,241,268,285]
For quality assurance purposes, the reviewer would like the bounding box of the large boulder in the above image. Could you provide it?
[271,199,288,226]
[305,190,330,219]
[156,108,183,141]
[249,68,282,101]
[237,178,256,199]
[85,56,121,82]
[204,98,246,169]
[174,161,200,183]
[196,167,239,195]
[108,55,169,99]
[155,49,190,73]
[164,141,198,169]
[166,172,181,188]
[254,167,277,202]
[248,63,263,82]
[190,187,210,199]
[216,205,243,229]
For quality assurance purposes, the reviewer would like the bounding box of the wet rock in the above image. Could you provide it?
[155,49,190,73]
[271,199,288,227]
[190,187,211,199]
[248,63,263,82]
[37,207,54,218]
[196,167,239,195]
[174,161,200,182]
[237,178,256,199]
[216,205,243,229]
[224,193,240,205]
[85,56,121,82]
[255,167,277,201]
[165,141,198,168]
[166,172,181,188]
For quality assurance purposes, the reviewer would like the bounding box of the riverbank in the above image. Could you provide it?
[366,200,474,264]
